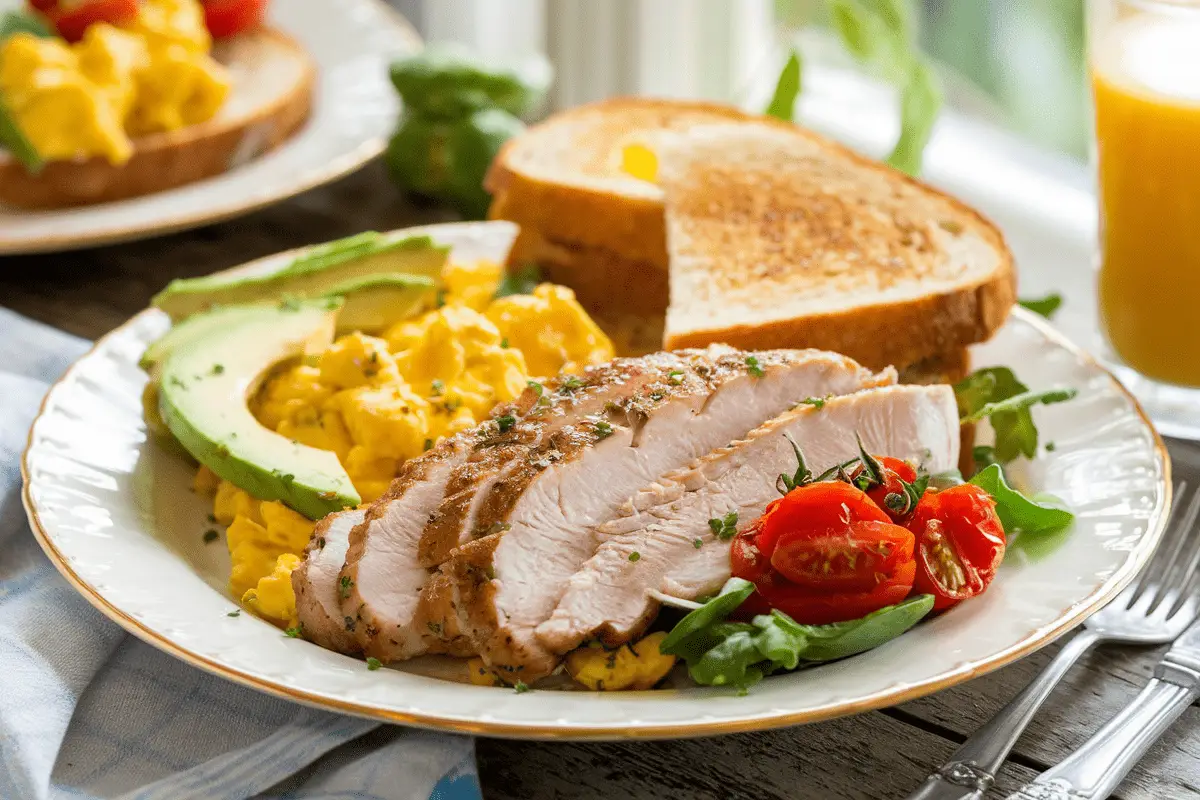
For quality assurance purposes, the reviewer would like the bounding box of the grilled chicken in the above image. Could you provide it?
[292,508,364,654]
[420,349,896,681]
[537,383,960,655]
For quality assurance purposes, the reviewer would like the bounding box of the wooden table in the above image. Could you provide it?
[4,163,1198,800]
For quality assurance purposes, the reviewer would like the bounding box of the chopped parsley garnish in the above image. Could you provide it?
[708,511,739,540]
[210,364,225,375]
[202,529,219,544]
[668,370,685,385]
[284,626,302,638]
[560,375,584,392]
[435,289,447,308]
[594,420,614,439]
[278,472,295,486]
[424,438,434,451]
[227,609,241,618]
[500,337,510,349]
[366,657,383,671]
[495,264,542,298]
[798,397,825,410]
[339,575,354,599]
[207,513,217,523]
[496,414,517,433]
[693,538,704,549]
[513,680,531,693]
[279,297,302,312]
[486,521,512,535]
[628,551,641,562]
[1045,441,1057,452]
[527,380,544,397]
[745,356,764,378]
[431,379,445,396]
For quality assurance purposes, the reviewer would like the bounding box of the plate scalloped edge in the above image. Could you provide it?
[21,306,1171,740]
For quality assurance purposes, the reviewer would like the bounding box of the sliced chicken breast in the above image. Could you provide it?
[292,508,364,654]
[425,349,895,681]
[537,383,960,654]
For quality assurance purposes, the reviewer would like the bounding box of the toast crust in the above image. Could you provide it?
[0,27,315,209]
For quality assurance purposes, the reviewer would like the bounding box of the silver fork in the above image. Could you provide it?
[906,482,1200,800]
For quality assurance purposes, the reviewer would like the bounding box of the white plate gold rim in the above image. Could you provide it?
[21,306,1171,740]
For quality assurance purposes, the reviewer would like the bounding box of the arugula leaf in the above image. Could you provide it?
[887,59,941,176]
[0,94,42,173]
[1019,293,1063,319]
[0,10,53,41]
[660,577,755,656]
[765,49,802,122]
[969,464,1074,535]
[954,367,1076,463]
[494,263,541,298]
[786,595,934,662]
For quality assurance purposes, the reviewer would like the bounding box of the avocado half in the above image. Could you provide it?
[151,232,449,322]
[157,298,360,520]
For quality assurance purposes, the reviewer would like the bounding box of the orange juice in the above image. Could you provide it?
[1093,10,1200,386]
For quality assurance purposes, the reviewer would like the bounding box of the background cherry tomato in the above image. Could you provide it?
[41,0,139,42]
[848,455,919,521]
[906,484,1006,610]
[202,0,270,39]
[754,481,889,557]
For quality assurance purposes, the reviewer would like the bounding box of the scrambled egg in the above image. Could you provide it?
[195,260,614,628]
[565,632,677,690]
[0,0,229,164]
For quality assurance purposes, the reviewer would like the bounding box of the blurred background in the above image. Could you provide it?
[388,0,1088,161]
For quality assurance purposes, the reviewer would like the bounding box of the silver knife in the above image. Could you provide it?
[1005,612,1200,800]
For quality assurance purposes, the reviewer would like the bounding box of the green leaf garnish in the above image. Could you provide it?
[764,49,802,122]
[0,11,54,41]
[494,264,541,298]
[366,656,382,671]
[776,434,812,495]
[954,367,1077,464]
[969,464,1075,536]
[0,93,43,174]
[745,356,764,378]
[496,414,516,433]
[660,578,756,656]
[707,510,739,541]
[1019,293,1063,319]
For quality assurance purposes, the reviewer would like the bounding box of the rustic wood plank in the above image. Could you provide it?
[478,711,1041,800]
[6,163,1199,800]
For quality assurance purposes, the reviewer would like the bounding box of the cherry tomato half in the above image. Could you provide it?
[906,484,1006,610]
[42,0,139,42]
[754,481,890,558]
[27,0,57,12]
[847,455,919,521]
[202,0,270,39]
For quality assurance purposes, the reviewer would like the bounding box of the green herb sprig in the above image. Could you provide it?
[954,367,1077,464]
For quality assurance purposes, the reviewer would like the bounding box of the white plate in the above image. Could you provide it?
[0,0,418,255]
[22,306,1170,740]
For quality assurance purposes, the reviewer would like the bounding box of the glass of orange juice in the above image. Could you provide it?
[1091,0,1200,433]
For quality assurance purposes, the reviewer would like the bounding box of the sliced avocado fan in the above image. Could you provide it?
[157,298,360,519]
[151,232,448,322]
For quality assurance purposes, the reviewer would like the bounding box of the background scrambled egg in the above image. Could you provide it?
[194,259,614,630]
[0,0,228,164]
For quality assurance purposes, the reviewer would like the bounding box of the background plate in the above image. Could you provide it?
[0,0,418,255]
[22,304,1169,740]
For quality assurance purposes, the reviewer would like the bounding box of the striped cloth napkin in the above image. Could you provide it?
[0,309,481,800]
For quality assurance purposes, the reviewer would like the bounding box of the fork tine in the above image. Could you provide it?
[1126,481,1196,609]
[1145,484,1200,615]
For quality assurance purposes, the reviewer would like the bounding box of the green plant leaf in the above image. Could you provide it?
[660,577,756,656]
[887,59,941,175]
[1018,293,1064,319]
[969,464,1075,535]
[0,94,42,173]
[829,0,876,61]
[954,367,1076,463]
[0,10,54,41]
[788,594,935,662]
[494,263,541,298]
[765,49,803,122]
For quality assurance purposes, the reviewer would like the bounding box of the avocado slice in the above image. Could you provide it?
[157,298,360,519]
[151,232,449,322]
[327,273,436,333]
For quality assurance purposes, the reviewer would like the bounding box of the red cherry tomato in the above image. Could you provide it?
[41,0,139,42]
[201,0,270,39]
[27,0,57,12]
[754,481,890,557]
[770,520,914,591]
[739,558,917,625]
[847,455,920,521]
[906,484,1006,610]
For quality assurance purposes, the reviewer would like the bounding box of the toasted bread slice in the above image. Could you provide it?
[0,27,314,209]
[486,97,753,268]
[657,122,1015,371]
